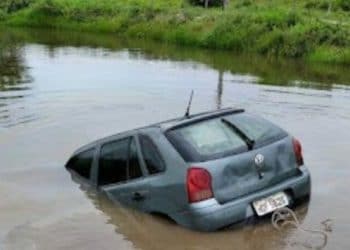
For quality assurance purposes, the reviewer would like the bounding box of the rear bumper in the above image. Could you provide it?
[172,166,311,231]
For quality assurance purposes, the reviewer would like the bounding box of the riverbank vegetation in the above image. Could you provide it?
[1,0,350,64]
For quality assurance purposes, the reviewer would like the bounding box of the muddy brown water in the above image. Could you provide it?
[0,28,350,250]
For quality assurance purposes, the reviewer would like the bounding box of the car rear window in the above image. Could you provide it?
[166,113,287,162]
[226,113,287,146]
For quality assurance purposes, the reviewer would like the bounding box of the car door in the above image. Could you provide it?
[97,136,150,212]
[136,133,171,213]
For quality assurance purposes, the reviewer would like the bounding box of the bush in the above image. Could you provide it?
[305,0,350,11]
[338,0,350,11]
[255,29,285,55]
[234,0,252,8]
[31,0,64,17]
[187,0,223,7]
[1,0,34,13]
[0,9,7,20]
[304,0,328,10]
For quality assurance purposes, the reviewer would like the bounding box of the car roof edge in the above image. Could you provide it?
[161,107,245,132]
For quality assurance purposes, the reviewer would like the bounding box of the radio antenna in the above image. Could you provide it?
[184,90,194,118]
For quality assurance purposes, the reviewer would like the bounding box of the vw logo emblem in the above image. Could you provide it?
[254,154,265,168]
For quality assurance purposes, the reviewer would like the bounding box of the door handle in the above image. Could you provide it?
[132,191,146,201]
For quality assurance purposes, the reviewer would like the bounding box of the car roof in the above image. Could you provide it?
[155,107,244,132]
[70,107,244,157]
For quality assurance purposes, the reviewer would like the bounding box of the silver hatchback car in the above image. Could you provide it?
[66,108,311,231]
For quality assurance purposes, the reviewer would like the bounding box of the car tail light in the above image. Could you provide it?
[187,167,213,203]
[293,138,304,167]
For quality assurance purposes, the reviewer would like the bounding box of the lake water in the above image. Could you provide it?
[0,28,350,250]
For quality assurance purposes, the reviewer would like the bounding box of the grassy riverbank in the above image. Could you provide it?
[1,0,350,64]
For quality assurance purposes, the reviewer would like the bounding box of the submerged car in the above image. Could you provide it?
[65,108,311,231]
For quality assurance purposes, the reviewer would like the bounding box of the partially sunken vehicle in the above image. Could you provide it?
[65,108,311,231]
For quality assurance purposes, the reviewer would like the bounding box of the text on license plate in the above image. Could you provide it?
[252,192,289,216]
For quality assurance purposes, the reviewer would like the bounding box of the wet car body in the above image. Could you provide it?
[66,108,311,231]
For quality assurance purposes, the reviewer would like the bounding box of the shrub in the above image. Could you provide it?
[255,29,285,55]
[307,21,350,46]
[255,9,301,32]
[305,0,350,11]
[0,9,7,20]
[338,0,350,11]
[1,0,34,13]
[234,0,252,8]
[31,0,64,17]
[187,0,223,7]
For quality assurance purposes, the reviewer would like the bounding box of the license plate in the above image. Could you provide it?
[252,192,289,216]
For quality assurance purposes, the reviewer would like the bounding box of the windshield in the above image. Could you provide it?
[166,113,287,162]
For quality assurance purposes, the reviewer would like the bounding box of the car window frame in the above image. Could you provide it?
[137,133,167,176]
[96,135,146,188]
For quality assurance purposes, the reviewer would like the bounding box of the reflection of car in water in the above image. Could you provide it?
[79,190,310,250]
[65,108,311,231]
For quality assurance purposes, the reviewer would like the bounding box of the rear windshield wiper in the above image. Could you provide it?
[221,118,255,150]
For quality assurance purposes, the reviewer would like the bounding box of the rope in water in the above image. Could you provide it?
[271,207,332,250]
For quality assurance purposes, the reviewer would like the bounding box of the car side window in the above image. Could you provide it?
[139,134,165,175]
[99,138,129,186]
[98,137,143,186]
[66,148,95,179]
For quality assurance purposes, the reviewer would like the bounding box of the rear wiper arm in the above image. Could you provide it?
[221,118,255,150]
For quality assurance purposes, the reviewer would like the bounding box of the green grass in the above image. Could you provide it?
[1,0,350,64]
[308,46,350,64]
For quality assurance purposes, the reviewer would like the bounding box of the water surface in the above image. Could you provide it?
[0,28,350,250]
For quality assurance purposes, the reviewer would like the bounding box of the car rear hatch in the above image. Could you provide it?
[165,112,300,204]
[200,136,298,204]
